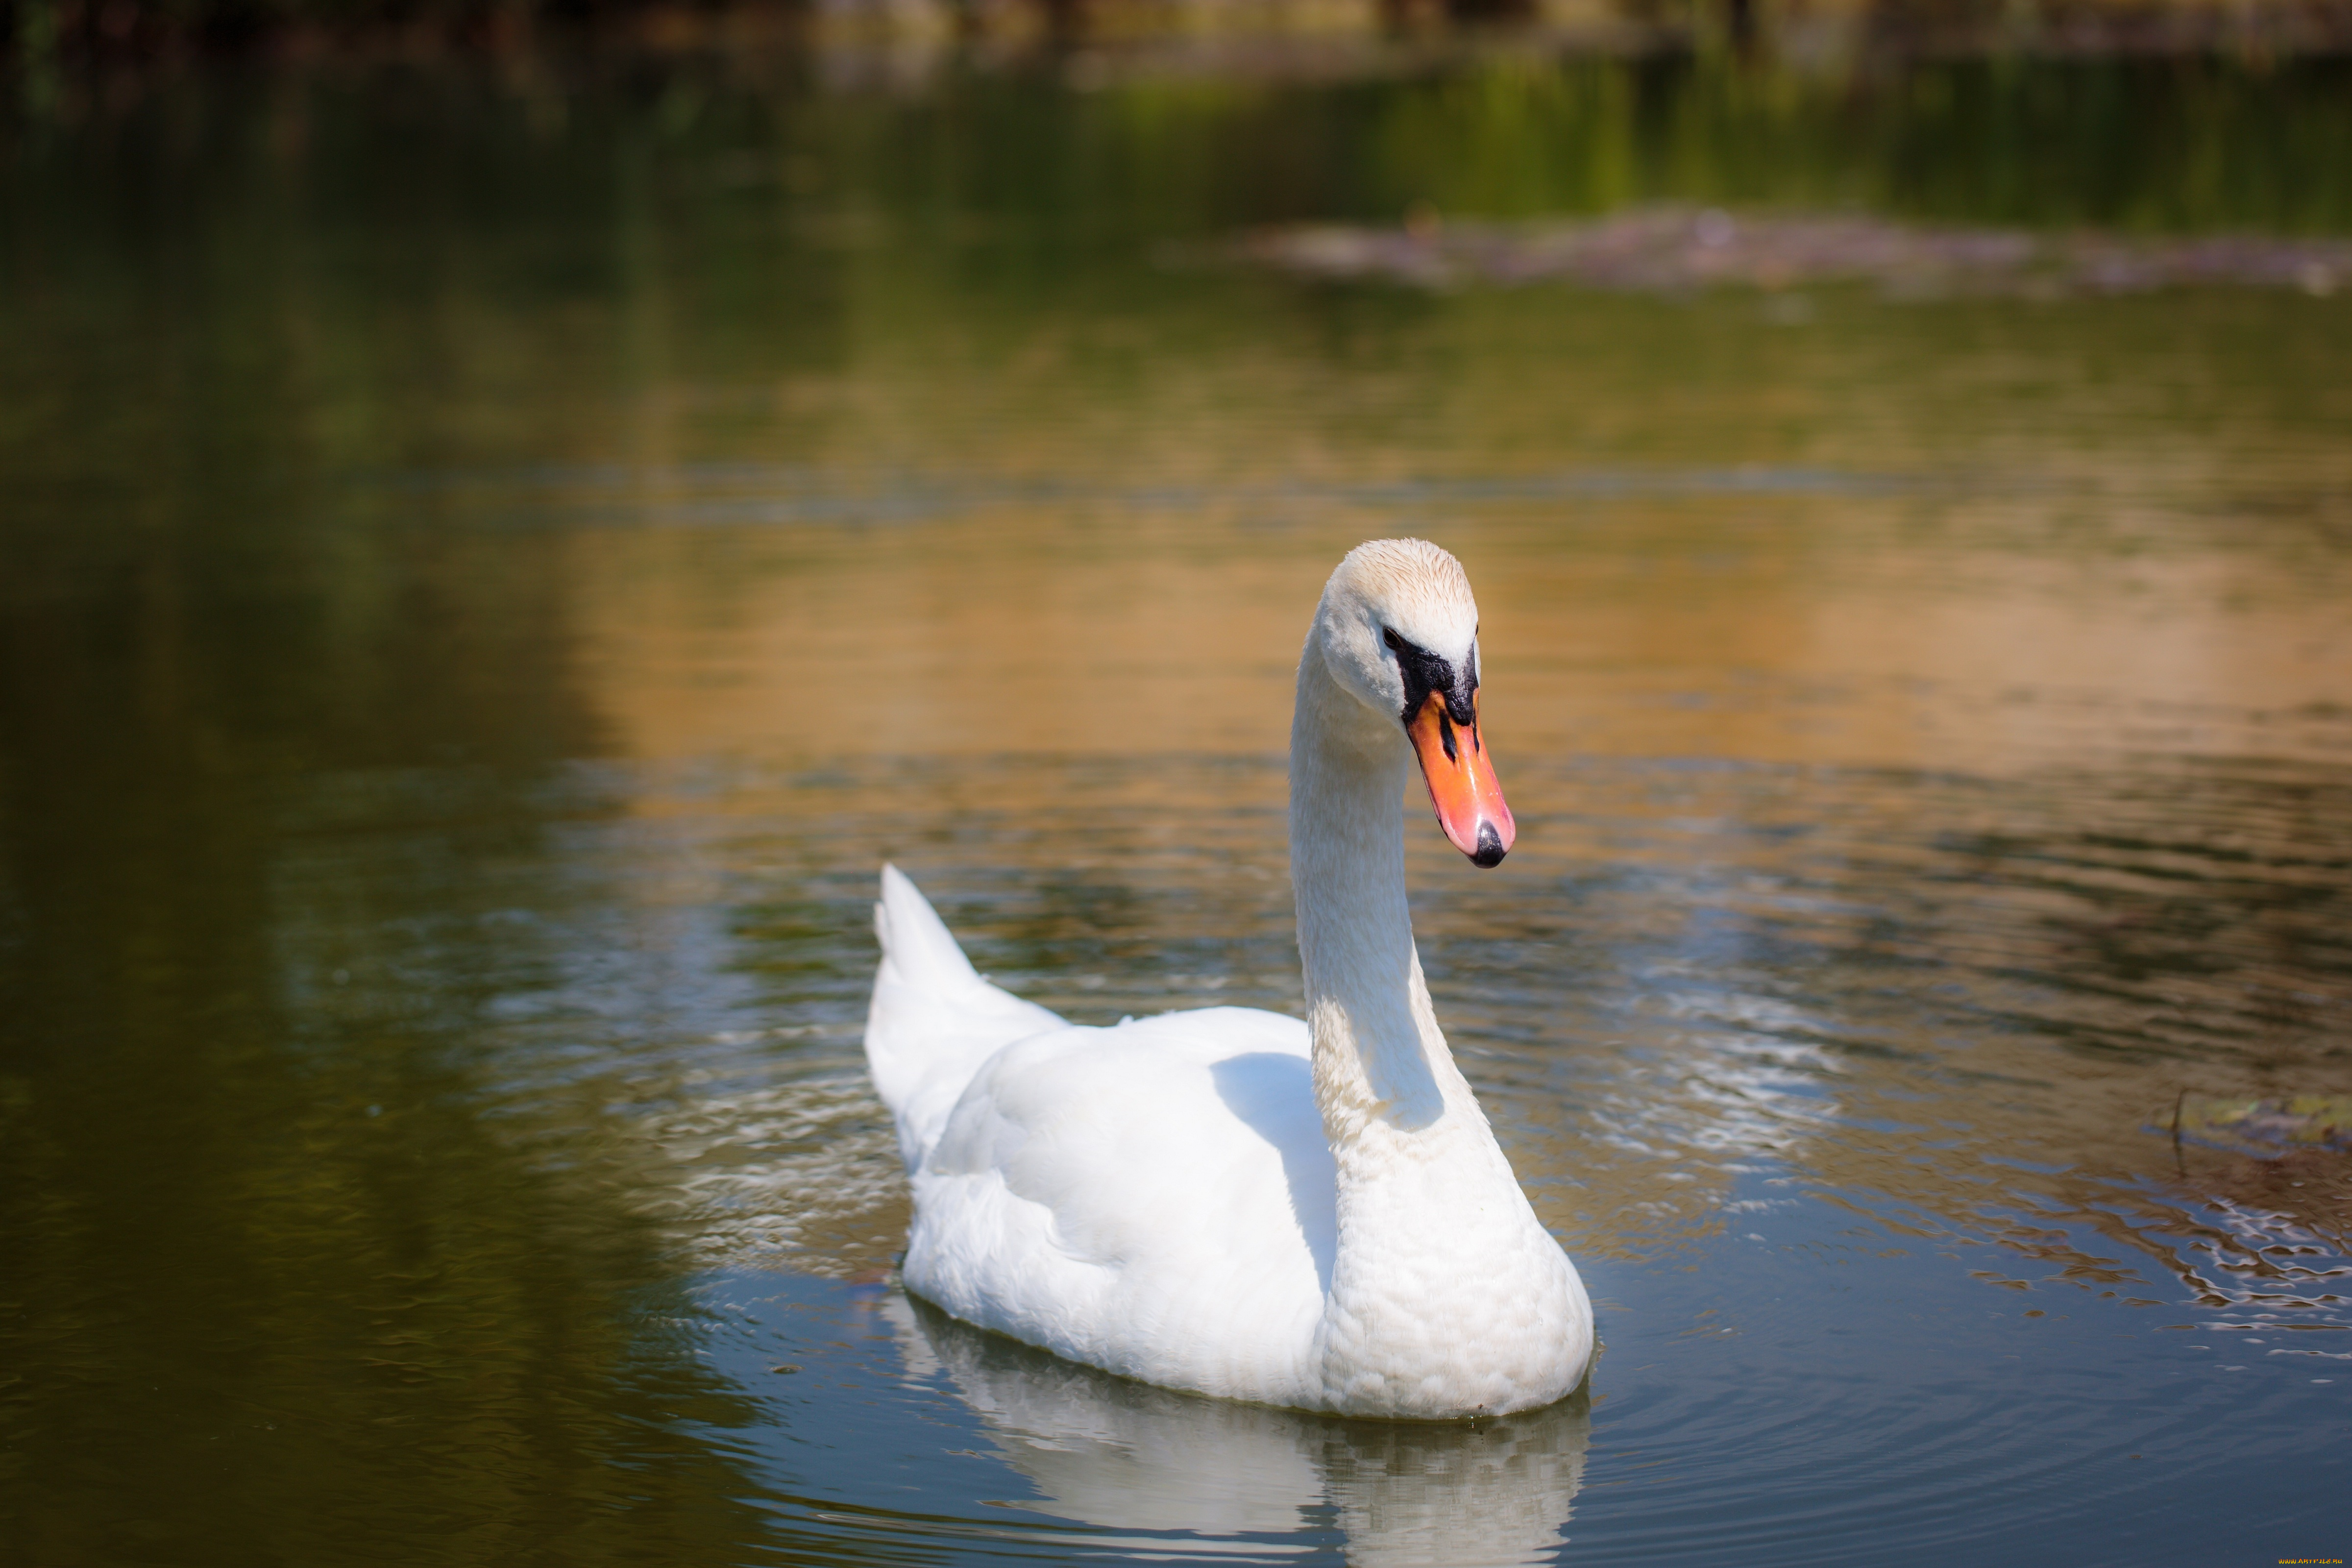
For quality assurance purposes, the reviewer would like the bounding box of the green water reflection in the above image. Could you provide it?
[2,44,2349,1567]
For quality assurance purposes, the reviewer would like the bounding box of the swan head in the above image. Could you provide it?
[1312,539,1517,868]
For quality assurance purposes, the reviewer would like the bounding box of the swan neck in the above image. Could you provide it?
[1289,640,1453,1132]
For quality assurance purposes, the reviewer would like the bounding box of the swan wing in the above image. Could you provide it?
[865,864,1069,1172]
[905,1006,1334,1404]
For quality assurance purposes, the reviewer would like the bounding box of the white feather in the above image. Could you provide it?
[864,863,1067,1172]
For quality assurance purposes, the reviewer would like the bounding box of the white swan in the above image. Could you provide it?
[863,538,1593,1418]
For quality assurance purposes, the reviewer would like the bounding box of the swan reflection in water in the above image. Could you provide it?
[884,1292,1592,1566]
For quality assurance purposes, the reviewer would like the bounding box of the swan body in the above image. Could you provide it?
[864,539,1593,1417]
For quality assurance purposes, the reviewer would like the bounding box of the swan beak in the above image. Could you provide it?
[1406,690,1515,868]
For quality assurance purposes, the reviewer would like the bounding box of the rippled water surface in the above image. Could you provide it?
[4,48,2351,1567]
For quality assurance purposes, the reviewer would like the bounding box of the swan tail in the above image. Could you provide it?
[865,864,1067,1172]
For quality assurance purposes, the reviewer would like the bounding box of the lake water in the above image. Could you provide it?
[2,43,2349,1567]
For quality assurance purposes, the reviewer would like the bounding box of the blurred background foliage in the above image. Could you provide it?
[11,0,2352,247]
[10,48,2352,239]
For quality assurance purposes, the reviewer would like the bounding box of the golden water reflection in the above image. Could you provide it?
[546,276,2352,1331]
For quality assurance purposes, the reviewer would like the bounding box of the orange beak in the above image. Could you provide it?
[1405,689,1515,867]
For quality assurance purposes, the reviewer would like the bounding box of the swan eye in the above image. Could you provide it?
[1381,628,1476,726]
